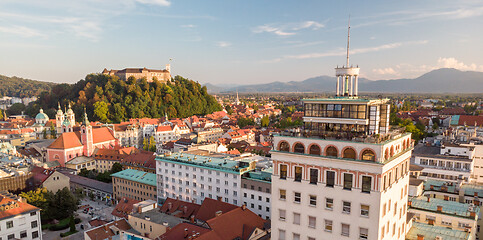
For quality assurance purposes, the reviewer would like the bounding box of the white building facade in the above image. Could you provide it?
[0,193,42,240]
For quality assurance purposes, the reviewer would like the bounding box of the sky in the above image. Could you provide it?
[0,0,483,85]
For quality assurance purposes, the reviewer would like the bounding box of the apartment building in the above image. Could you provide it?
[0,191,42,240]
[241,169,272,220]
[111,169,157,202]
[270,30,413,240]
[155,153,256,207]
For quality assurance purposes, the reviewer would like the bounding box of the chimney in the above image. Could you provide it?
[217,196,222,201]
[183,206,188,214]
[168,202,172,211]
[444,195,449,201]
[215,210,222,217]
[408,201,412,207]
[437,206,442,212]
[475,192,478,197]
[470,211,476,218]
[138,205,142,213]
[241,204,247,211]
[417,234,424,240]
[430,185,434,190]
[190,215,195,223]
[426,196,430,202]
[184,228,189,238]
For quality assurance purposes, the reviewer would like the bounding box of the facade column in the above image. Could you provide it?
[336,76,340,96]
[349,75,353,96]
[354,76,358,96]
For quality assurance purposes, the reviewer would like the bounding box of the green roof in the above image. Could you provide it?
[111,169,157,186]
[406,222,472,240]
[461,184,483,198]
[156,153,253,174]
[410,196,480,219]
[424,179,458,193]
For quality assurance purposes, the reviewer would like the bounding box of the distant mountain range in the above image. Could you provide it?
[204,68,483,94]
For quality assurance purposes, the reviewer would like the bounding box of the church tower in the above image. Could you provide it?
[66,103,75,124]
[55,103,64,136]
[80,109,94,156]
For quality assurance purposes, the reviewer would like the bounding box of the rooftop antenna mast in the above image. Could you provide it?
[346,15,351,67]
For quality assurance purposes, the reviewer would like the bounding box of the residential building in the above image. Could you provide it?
[128,200,183,238]
[155,153,256,206]
[111,169,157,202]
[195,127,224,143]
[64,156,96,173]
[111,197,140,220]
[28,166,70,193]
[84,219,132,240]
[93,147,133,173]
[270,28,412,240]
[0,191,42,240]
[109,123,141,148]
[62,172,113,202]
[241,169,272,220]
[120,150,156,173]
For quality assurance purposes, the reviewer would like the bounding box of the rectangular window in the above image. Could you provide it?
[280,164,287,179]
[343,201,351,213]
[278,229,286,240]
[279,209,286,221]
[294,192,301,203]
[20,231,27,238]
[7,221,14,228]
[31,220,38,228]
[310,169,318,184]
[343,173,352,190]
[309,195,317,206]
[362,176,372,193]
[326,171,335,187]
[325,220,333,232]
[308,216,316,228]
[294,166,302,182]
[292,233,300,240]
[341,223,350,237]
[293,212,300,225]
[361,204,369,217]
[32,231,39,239]
[360,228,368,239]
[326,198,334,210]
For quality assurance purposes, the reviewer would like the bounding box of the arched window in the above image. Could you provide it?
[384,149,389,160]
[390,146,395,157]
[279,141,289,152]
[343,148,356,159]
[325,146,338,157]
[361,149,376,161]
[309,145,321,155]
[293,143,305,153]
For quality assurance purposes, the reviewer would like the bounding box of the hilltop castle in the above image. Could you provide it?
[102,64,171,83]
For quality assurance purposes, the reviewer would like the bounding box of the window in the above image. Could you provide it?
[343,173,352,190]
[293,212,300,225]
[325,220,333,232]
[279,209,286,221]
[293,143,305,153]
[310,169,318,184]
[308,216,316,228]
[341,223,350,237]
[294,192,301,203]
[326,171,335,187]
[326,198,334,210]
[32,231,39,239]
[309,145,321,155]
[326,146,338,157]
[280,164,287,179]
[361,204,369,217]
[279,141,289,152]
[362,176,372,193]
[382,203,387,216]
[280,189,286,200]
[361,150,375,161]
[294,166,302,182]
[278,229,286,240]
[359,228,368,239]
[30,212,37,216]
[8,235,15,240]
[343,201,351,213]
[7,221,13,228]
[20,231,27,238]
[309,195,317,206]
[292,233,300,240]
[31,220,38,228]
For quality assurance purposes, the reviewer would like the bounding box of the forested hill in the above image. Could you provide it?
[0,75,55,98]
[27,74,222,123]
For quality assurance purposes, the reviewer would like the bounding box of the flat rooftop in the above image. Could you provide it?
[423,179,458,194]
[111,169,157,187]
[406,222,471,240]
[413,145,471,161]
[156,153,253,174]
[409,196,479,219]
[130,208,186,227]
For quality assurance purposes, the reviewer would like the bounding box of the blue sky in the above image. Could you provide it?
[0,0,482,85]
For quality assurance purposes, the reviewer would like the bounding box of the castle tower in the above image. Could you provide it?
[335,18,360,97]
[80,109,94,156]
[55,103,64,135]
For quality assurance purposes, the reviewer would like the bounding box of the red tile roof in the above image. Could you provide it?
[48,132,83,149]
[156,125,173,132]
[85,219,131,240]
[29,166,55,186]
[92,127,116,144]
[121,150,156,169]
[159,198,201,219]
[195,198,238,222]
[156,223,211,240]
[0,193,39,220]
[111,197,140,219]
[458,115,483,126]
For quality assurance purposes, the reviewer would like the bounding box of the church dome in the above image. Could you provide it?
[35,109,49,120]
[62,117,72,126]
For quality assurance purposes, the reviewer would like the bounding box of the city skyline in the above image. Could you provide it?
[1,0,483,85]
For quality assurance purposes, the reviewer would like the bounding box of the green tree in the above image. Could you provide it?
[42,129,48,139]
[50,125,57,138]
[48,187,78,220]
[69,215,76,232]
[20,188,51,220]
[237,117,255,128]
[225,105,233,115]
[261,115,270,127]
[111,162,123,173]
[6,103,26,115]
[149,136,156,152]
[93,101,109,122]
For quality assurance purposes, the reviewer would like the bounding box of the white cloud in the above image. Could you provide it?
[216,41,231,48]
[134,0,171,7]
[0,25,47,38]
[181,24,196,28]
[253,20,324,36]
[436,57,483,71]
[373,67,397,75]
[262,40,428,63]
